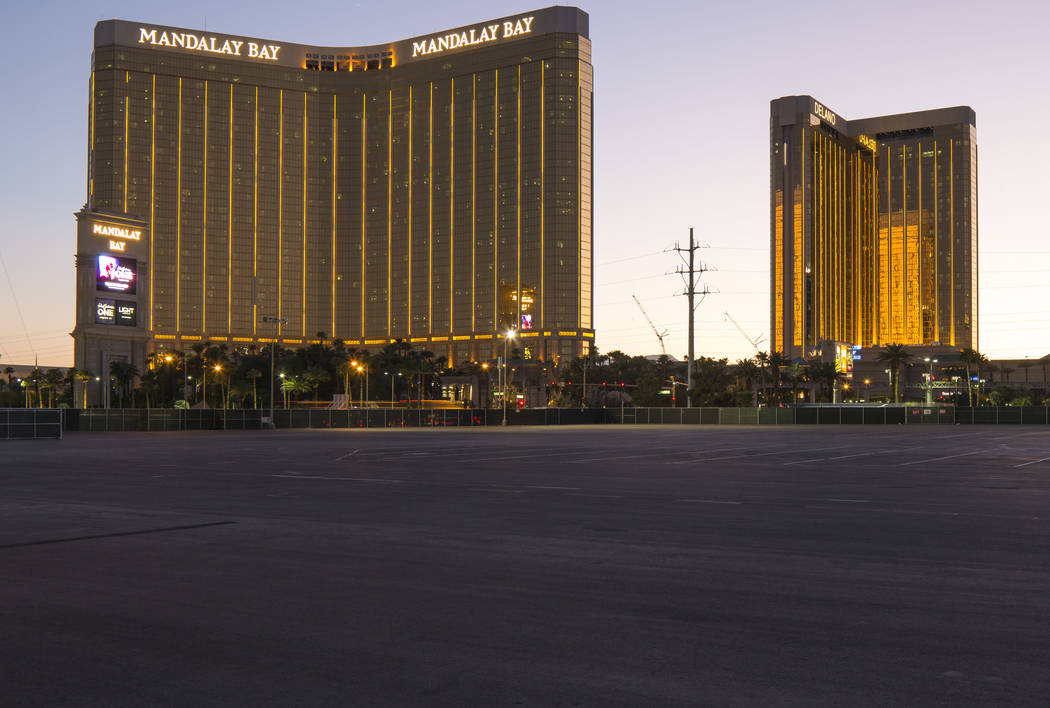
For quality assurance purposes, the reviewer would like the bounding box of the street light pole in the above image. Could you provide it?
[923,357,939,406]
[261,315,287,429]
[503,329,516,425]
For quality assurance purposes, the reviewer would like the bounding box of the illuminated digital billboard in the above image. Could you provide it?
[97,255,136,294]
[96,299,137,326]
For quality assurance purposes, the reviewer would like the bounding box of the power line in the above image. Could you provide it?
[0,248,34,362]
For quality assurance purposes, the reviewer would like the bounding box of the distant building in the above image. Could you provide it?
[770,96,977,360]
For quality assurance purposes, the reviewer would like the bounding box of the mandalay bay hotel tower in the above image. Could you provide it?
[770,96,977,361]
[73,7,593,387]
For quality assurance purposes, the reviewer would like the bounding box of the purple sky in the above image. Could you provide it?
[2,0,1048,367]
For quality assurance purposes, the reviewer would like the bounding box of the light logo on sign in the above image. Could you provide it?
[92,223,141,240]
[96,299,116,324]
[412,16,534,57]
[813,100,837,126]
[138,28,281,61]
[97,255,136,294]
[96,299,137,327]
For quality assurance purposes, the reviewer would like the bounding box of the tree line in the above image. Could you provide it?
[1,340,1045,408]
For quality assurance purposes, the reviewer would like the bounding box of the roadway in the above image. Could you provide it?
[3,425,1050,706]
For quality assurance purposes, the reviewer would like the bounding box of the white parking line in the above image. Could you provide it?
[677,499,742,505]
[527,485,582,490]
[679,445,846,465]
[897,450,983,467]
[1015,456,1050,469]
[271,474,403,483]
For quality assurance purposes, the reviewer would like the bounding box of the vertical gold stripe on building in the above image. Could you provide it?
[793,129,803,348]
[449,79,454,334]
[89,71,95,200]
[123,95,129,212]
[918,142,922,343]
[227,84,233,335]
[331,94,338,338]
[278,90,283,335]
[302,92,308,338]
[254,86,260,337]
[936,139,944,342]
[471,75,476,333]
[949,138,955,346]
[814,134,819,340]
[202,81,208,335]
[149,74,155,331]
[540,64,545,329]
[493,70,498,329]
[387,89,393,337]
[427,84,432,333]
[176,77,182,333]
[516,66,522,329]
[407,87,412,334]
[577,71,582,329]
[361,92,366,338]
[902,146,908,343]
[774,187,783,353]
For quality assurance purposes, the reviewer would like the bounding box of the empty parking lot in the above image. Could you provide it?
[3,425,1050,706]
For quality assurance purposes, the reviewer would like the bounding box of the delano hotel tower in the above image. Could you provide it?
[74,7,593,382]
[770,96,977,361]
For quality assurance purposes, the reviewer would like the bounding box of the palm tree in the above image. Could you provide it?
[40,368,64,408]
[139,370,160,410]
[244,368,262,408]
[229,380,253,409]
[73,368,92,408]
[109,361,139,408]
[766,352,787,405]
[876,344,912,403]
[280,375,299,408]
[754,352,770,404]
[28,368,43,408]
[807,361,842,403]
[734,358,760,407]
[959,348,983,407]
[300,365,331,401]
[786,360,806,405]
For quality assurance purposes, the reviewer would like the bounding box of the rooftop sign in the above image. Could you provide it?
[411,16,534,57]
[137,27,281,60]
[813,100,838,126]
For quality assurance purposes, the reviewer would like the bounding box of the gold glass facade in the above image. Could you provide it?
[78,9,594,366]
[770,96,977,359]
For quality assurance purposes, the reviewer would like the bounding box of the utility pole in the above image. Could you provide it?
[670,227,713,407]
[261,315,287,429]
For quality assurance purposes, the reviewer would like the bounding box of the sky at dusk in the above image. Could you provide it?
[1,0,1048,367]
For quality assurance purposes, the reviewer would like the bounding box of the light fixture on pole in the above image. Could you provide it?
[923,357,939,405]
[503,329,516,426]
[261,315,288,429]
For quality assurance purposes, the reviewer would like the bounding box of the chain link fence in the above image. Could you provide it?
[0,409,63,439]
[6,405,1046,435]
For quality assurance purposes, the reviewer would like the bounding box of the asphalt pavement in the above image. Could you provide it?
[3,425,1050,706]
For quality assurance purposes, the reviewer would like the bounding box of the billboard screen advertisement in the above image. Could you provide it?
[96,299,137,326]
[96,255,136,294]
[96,298,116,324]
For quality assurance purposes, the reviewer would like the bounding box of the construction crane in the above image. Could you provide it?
[633,294,669,356]
[724,311,765,353]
